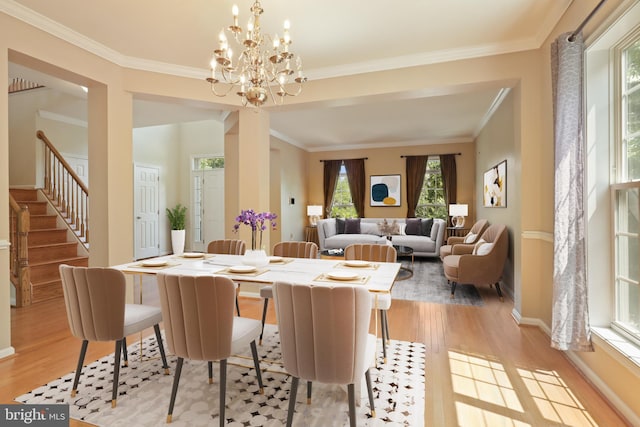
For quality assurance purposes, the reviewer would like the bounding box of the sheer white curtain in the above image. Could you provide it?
[550,32,593,351]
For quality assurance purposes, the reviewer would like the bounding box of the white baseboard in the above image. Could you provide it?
[0,346,16,360]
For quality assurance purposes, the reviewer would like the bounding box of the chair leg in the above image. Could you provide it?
[112,340,123,408]
[494,282,504,301]
[286,376,299,427]
[382,310,390,340]
[450,281,458,298]
[235,295,241,317]
[71,340,88,397]
[219,359,227,427]
[249,341,264,394]
[167,357,184,423]
[348,383,356,427]
[122,337,128,367]
[153,324,170,375]
[379,310,387,363]
[307,381,312,404]
[208,361,214,384]
[259,298,269,345]
[365,368,376,418]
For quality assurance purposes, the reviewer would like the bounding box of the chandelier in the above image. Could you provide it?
[206,1,307,107]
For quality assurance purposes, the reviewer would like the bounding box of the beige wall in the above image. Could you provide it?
[307,142,476,220]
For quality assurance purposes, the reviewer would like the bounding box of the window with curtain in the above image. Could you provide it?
[192,156,224,243]
[330,163,357,218]
[613,36,640,344]
[415,156,447,219]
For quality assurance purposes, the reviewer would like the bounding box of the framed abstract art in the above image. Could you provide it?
[483,160,507,207]
[370,174,401,206]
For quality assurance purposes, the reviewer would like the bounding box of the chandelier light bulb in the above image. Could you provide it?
[273,35,280,49]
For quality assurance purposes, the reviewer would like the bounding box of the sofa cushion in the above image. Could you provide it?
[345,218,361,234]
[323,220,337,238]
[405,218,422,235]
[324,234,387,249]
[421,218,434,236]
[336,218,345,234]
[360,222,380,235]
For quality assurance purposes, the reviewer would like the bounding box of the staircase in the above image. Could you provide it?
[10,188,88,303]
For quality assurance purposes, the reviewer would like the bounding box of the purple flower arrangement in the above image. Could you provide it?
[233,209,278,250]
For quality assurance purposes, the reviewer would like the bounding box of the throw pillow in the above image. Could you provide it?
[472,238,487,255]
[336,218,345,234]
[476,242,494,256]
[464,232,477,243]
[405,218,422,235]
[377,219,393,235]
[421,218,434,236]
[395,223,406,235]
[344,218,361,234]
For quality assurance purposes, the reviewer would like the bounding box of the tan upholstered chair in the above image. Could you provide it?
[273,282,376,427]
[156,273,264,425]
[259,241,318,344]
[344,243,396,363]
[206,239,246,255]
[206,239,246,315]
[439,219,489,260]
[59,265,169,408]
[442,224,509,300]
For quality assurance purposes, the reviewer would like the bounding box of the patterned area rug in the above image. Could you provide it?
[392,257,484,306]
[16,326,425,426]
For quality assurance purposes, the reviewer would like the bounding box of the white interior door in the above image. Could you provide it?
[134,164,160,259]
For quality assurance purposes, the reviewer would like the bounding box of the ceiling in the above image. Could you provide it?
[4,0,572,151]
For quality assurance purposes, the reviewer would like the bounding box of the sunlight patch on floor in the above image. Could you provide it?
[449,350,597,427]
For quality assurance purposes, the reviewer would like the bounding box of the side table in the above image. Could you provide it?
[446,226,469,239]
[304,225,319,246]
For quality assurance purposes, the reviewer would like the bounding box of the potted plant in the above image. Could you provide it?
[166,203,187,255]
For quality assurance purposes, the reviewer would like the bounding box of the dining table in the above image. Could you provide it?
[111,252,401,296]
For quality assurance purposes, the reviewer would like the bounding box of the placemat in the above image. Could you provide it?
[216,267,269,277]
[268,257,295,265]
[313,273,370,285]
[127,262,180,270]
[335,262,380,270]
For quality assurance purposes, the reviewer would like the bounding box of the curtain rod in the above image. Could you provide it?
[400,153,461,158]
[319,157,368,162]
[569,0,607,42]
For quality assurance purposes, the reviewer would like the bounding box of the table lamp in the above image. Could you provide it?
[307,205,323,226]
[449,204,468,228]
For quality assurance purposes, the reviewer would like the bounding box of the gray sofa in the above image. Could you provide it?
[317,217,446,258]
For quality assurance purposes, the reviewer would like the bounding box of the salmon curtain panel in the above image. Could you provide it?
[550,32,593,352]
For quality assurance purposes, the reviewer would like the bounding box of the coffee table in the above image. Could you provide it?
[319,248,345,260]
[393,245,414,280]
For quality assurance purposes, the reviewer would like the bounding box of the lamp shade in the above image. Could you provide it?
[307,205,323,216]
[449,204,468,217]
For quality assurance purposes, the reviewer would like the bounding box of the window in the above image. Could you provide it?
[330,163,357,218]
[192,156,224,243]
[613,37,640,343]
[415,157,447,219]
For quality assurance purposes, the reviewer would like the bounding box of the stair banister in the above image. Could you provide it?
[9,195,31,307]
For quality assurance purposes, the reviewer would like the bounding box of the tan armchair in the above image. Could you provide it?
[259,241,319,344]
[439,219,489,260]
[442,224,508,300]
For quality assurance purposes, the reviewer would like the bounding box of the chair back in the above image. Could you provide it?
[467,219,489,242]
[344,243,397,263]
[273,282,372,385]
[156,273,236,361]
[273,241,318,258]
[59,265,126,342]
[207,239,246,255]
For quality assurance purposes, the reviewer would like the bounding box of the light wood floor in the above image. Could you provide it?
[0,280,631,427]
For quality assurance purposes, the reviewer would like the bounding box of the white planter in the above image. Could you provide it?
[171,229,185,255]
[242,249,269,267]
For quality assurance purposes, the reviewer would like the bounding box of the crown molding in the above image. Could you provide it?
[473,88,511,138]
[305,136,474,153]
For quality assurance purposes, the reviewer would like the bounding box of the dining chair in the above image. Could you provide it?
[259,241,318,344]
[273,281,376,427]
[344,243,396,363]
[59,265,169,408]
[156,273,264,425]
[206,238,247,315]
[206,239,246,255]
